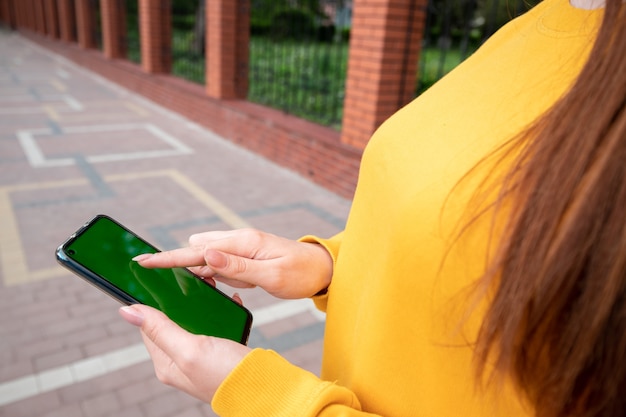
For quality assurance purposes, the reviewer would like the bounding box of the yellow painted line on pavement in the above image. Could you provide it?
[0,180,90,286]
[0,192,67,286]
[103,170,251,229]
[49,79,66,92]
[123,101,150,117]
[2,178,89,192]
[42,105,60,121]
[166,170,252,229]
[1,171,250,287]
[0,190,29,286]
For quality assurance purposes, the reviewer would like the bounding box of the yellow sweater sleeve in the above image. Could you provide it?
[213,349,377,417]
[298,231,344,312]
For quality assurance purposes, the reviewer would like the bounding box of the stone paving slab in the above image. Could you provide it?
[0,31,351,417]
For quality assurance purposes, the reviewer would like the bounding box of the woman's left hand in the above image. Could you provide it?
[119,304,251,403]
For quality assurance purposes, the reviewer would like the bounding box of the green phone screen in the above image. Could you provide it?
[62,215,251,343]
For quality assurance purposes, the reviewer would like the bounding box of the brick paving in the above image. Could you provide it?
[0,30,350,417]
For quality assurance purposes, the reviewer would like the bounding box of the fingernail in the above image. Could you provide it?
[119,305,144,326]
[132,253,152,262]
[232,292,243,306]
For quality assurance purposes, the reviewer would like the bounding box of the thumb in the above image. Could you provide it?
[119,304,195,352]
[119,304,146,327]
[119,304,176,333]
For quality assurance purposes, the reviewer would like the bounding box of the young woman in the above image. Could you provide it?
[120,0,625,415]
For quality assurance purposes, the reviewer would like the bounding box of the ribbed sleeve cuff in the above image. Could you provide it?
[298,232,344,312]
[212,349,358,417]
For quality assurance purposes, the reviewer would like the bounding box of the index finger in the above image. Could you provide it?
[133,247,207,269]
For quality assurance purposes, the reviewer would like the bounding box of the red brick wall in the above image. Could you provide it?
[341,0,427,148]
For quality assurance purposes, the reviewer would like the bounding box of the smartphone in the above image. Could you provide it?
[56,214,252,344]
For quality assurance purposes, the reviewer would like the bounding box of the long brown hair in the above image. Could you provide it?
[473,0,626,416]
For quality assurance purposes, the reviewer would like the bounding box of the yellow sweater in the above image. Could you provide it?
[213,0,602,415]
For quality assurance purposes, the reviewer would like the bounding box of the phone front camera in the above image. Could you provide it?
[68,249,76,255]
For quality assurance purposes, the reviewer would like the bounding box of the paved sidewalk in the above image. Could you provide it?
[0,31,350,417]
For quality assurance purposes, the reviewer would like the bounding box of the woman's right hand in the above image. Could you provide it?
[133,229,333,299]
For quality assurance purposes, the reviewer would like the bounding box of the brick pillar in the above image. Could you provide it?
[2,0,9,28]
[139,0,171,73]
[20,0,30,30]
[44,0,59,38]
[76,0,98,49]
[57,0,76,42]
[13,0,24,29]
[206,0,249,99]
[1,0,6,27]
[34,0,46,34]
[32,0,40,33]
[101,0,127,59]
[22,0,36,30]
[340,0,427,149]
[1,0,16,29]
[6,0,14,27]
[14,0,26,29]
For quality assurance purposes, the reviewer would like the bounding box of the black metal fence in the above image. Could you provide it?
[248,1,350,130]
[121,0,540,129]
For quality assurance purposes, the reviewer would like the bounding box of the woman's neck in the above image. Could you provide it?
[570,0,605,9]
